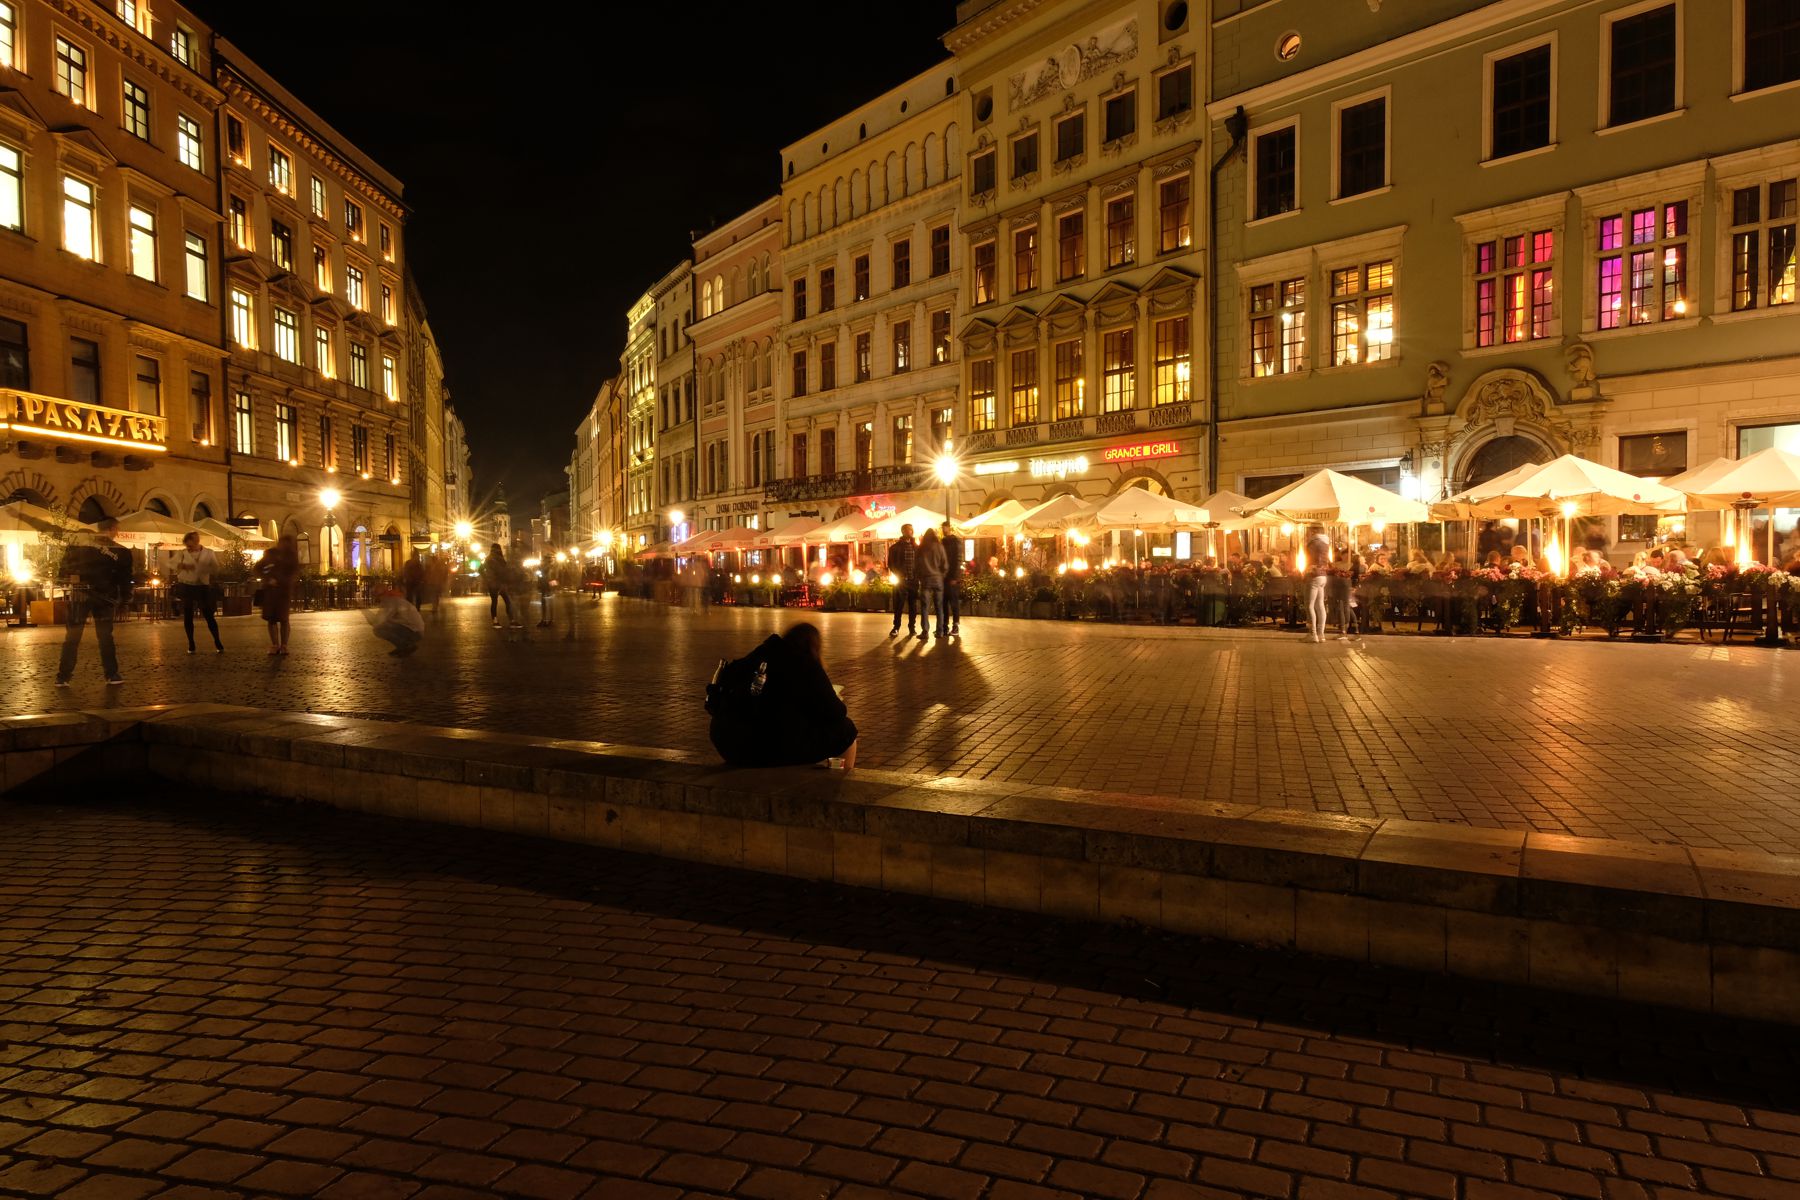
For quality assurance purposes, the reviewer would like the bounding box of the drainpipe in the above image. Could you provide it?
[1206,106,1248,496]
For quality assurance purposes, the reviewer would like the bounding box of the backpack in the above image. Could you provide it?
[704,650,770,718]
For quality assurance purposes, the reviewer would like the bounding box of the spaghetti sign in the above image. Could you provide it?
[1101,439,1182,464]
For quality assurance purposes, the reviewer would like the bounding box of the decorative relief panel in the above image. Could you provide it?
[1007,17,1139,112]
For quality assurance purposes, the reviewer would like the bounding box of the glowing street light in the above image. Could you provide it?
[933,451,959,524]
[454,519,474,541]
[319,488,342,572]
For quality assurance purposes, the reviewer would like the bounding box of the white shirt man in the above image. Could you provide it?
[173,532,224,653]
[173,542,218,586]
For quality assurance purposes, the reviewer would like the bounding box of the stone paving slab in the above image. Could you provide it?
[2,796,1799,1200]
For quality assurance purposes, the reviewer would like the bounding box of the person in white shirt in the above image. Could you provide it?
[173,531,224,654]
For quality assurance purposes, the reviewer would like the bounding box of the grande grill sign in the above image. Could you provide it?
[1101,439,1182,464]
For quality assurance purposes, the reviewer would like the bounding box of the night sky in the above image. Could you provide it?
[191,2,953,515]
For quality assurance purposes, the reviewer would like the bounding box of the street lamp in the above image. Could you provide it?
[453,519,473,542]
[319,487,341,573]
[933,450,958,521]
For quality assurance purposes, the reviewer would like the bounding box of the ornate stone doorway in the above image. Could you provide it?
[1460,435,1543,491]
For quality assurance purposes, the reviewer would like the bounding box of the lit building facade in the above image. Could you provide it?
[444,403,471,527]
[0,0,230,534]
[652,262,693,542]
[622,288,657,549]
[773,66,964,525]
[216,39,411,574]
[404,268,449,542]
[689,199,782,533]
[1209,0,1800,551]
[949,0,1208,513]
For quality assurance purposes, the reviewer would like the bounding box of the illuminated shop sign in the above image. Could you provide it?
[1030,455,1089,480]
[976,440,1183,479]
[2,391,168,451]
[1101,439,1182,464]
[972,460,1020,477]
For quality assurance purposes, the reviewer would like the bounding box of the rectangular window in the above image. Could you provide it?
[350,343,369,389]
[314,326,334,377]
[1052,339,1084,419]
[820,428,837,476]
[892,319,911,373]
[1103,89,1136,143]
[69,337,99,405]
[0,4,16,70]
[932,406,952,453]
[230,287,254,347]
[817,340,836,391]
[172,23,195,67]
[233,391,253,454]
[1153,316,1192,404]
[1618,430,1689,540]
[971,148,996,195]
[1729,180,1797,311]
[1009,348,1038,426]
[0,144,20,231]
[792,349,807,396]
[272,306,299,363]
[1055,111,1085,162]
[122,80,150,140]
[314,244,331,290]
[55,37,87,106]
[1744,0,1800,92]
[1597,200,1688,328]
[1474,229,1557,345]
[1156,64,1193,121]
[931,309,951,364]
[1254,125,1297,220]
[818,266,835,311]
[854,330,871,382]
[133,355,160,415]
[853,253,870,301]
[275,402,297,463]
[177,114,203,171]
[1106,195,1135,267]
[382,353,396,400]
[268,147,291,194]
[269,220,293,271]
[62,175,96,259]
[969,358,996,432]
[189,371,211,443]
[1011,131,1038,180]
[346,265,365,309]
[127,204,156,281]
[892,415,914,466]
[1158,176,1192,253]
[1329,260,1396,366]
[791,432,807,478]
[1249,280,1306,376]
[792,278,806,320]
[1102,329,1135,412]
[344,198,363,241]
[891,238,910,289]
[1337,97,1387,198]
[353,425,369,474]
[381,283,395,325]
[930,225,951,276]
[311,176,327,218]
[1609,5,1677,125]
[226,114,245,164]
[1013,226,1038,293]
[973,240,997,304]
[379,222,393,261]
[317,413,334,468]
[0,318,24,391]
[1490,43,1553,159]
[229,195,249,249]
[855,421,874,472]
[386,432,398,480]
[1059,211,1085,281]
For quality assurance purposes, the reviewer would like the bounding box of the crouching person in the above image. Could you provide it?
[707,622,858,769]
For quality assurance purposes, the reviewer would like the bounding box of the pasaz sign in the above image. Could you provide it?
[4,392,167,451]
[1102,439,1182,464]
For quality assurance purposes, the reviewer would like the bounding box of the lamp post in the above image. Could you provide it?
[319,488,341,573]
[933,449,958,522]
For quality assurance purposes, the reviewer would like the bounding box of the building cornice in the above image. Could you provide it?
[945,0,1051,56]
[46,0,223,108]
[217,68,404,221]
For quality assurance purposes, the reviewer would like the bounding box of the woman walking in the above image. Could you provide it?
[258,533,301,655]
[481,543,517,627]
[173,530,224,654]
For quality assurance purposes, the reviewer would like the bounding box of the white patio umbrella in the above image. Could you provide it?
[1087,487,1210,532]
[1466,453,1685,516]
[195,517,273,549]
[0,500,89,537]
[862,504,949,541]
[1666,447,1800,565]
[1195,489,1260,531]
[1430,461,1545,520]
[815,513,877,543]
[1015,493,1098,536]
[113,509,210,547]
[956,498,1030,535]
[755,515,825,547]
[1242,469,1432,526]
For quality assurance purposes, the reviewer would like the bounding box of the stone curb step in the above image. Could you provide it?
[4,703,1798,1024]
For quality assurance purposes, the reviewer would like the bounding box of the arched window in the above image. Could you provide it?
[77,496,110,523]
[713,274,725,308]
[146,497,172,516]
[700,281,713,317]
[747,261,760,295]
[192,502,213,521]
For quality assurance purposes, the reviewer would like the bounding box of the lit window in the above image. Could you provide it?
[229,196,250,250]
[1102,329,1134,411]
[177,115,203,171]
[0,4,16,71]
[1597,201,1688,327]
[1158,176,1192,253]
[268,147,291,195]
[127,204,156,281]
[310,176,326,218]
[314,326,334,377]
[892,319,911,373]
[1728,180,1796,311]
[55,38,87,106]
[122,80,150,141]
[0,143,21,232]
[269,220,292,272]
[1013,225,1037,292]
[969,358,996,432]
[1052,338,1084,419]
[183,232,207,301]
[1153,316,1192,404]
[1473,229,1556,346]
[117,0,148,34]
[171,23,195,68]
[272,306,299,363]
[313,245,331,291]
[233,391,253,454]
[62,176,96,259]
[350,342,369,389]
[381,283,395,325]
[1249,280,1306,376]
[344,199,363,241]
[345,265,365,309]
[972,240,996,304]
[931,309,951,364]
[382,353,396,400]
[1329,260,1396,366]
[1106,195,1135,267]
[1009,348,1038,426]
[230,288,254,347]
[226,115,246,165]
[379,222,393,261]
[855,421,873,471]
[854,331,871,382]
[275,403,298,463]
[852,254,870,302]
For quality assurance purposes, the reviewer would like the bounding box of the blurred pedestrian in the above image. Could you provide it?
[258,533,300,656]
[706,622,857,768]
[481,543,517,627]
[916,527,947,639]
[424,554,450,613]
[400,550,426,609]
[173,530,224,654]
[1304,524,1330,643]
[369,587,425,657]
[54,516,134,686]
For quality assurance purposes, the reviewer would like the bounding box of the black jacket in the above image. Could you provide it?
[944,535,964,580]
[887,536,917,580]
[64,542,134,603]
[710,635,855,767]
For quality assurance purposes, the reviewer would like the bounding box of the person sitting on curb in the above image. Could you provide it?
[706,622,857,769]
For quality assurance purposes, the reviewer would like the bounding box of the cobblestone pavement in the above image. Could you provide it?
[6,594,1799,852]
[2,796,1798,1200]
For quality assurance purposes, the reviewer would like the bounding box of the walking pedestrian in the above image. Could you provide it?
[400,550,426,610]
[54,516,134,686]
[941,522,963,636]
[424,554,450,613]
[887,523,919,638]
[706,622,858,769]
[916,527,947,639]
[1304,524,1331,643]
[258,533,300,655]
[173,530,224,654]
[481,543,517,627]
[535,558,553,627]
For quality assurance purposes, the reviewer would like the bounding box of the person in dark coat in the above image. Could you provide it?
[55,517,134,686]
[887,524,918,638]
[941,522,964,636]
[709,622,858,769]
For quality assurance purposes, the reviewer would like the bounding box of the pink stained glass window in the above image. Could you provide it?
[1630,208,1656,245]
[1599,257,1624,329]
[1629,249,1656,324]
[1532,230,1555,263]
[1531,267,1554,337]
[1476,278,1498,346]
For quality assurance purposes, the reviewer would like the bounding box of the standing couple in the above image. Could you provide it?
[886,522,963,640]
